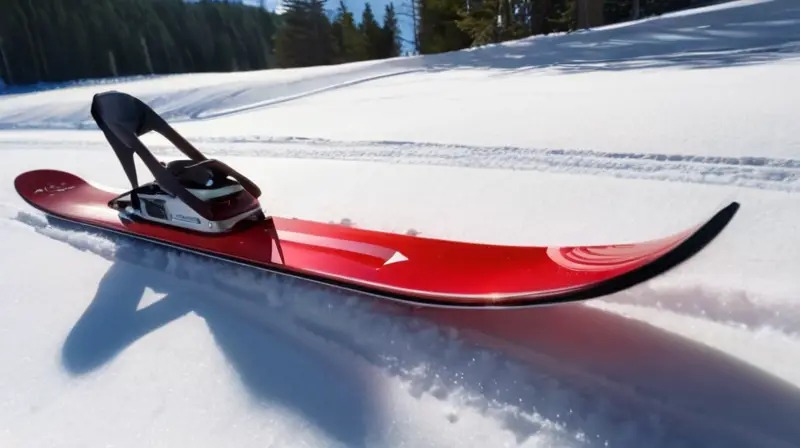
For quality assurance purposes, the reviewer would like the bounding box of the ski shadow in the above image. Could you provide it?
[423,0,800,74]
[60,242,381,448]
[404,301,800,447]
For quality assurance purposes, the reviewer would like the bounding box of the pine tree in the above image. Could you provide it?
[331,0,367,62]
[456,0,501,46]
[275,0,335,67]
[418,0,472,54]
[359,3,383,59]
[306,0,337,66]
[274,0,310,67]
[380,3,402,58]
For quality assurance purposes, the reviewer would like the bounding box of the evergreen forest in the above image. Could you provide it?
[0,0,713,87]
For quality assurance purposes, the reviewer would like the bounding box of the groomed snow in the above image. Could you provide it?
[2,1,800,447]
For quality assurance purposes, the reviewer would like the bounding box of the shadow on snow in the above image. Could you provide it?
[60,241,382,448]
[424,0,800,74]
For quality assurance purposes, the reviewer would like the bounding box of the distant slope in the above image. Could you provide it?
[0,0,798,131]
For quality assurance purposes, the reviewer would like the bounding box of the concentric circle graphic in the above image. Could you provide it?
[546,230,694,272]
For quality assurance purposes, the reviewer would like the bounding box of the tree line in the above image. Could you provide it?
[274,0,403,68]
[0,0,716,87]
[404,0,717,54]
[0,0,282,86]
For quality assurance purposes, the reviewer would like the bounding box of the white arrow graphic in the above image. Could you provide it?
[278,230,408,267]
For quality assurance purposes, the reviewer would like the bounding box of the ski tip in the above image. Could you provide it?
[515,198,741,308]
[715,200,740,217]
[706,200,740,236]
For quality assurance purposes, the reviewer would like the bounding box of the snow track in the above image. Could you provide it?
[3,136,799,192]
[158,137,800,193]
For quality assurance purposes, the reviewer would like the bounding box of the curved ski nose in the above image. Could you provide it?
[14,169,87,202]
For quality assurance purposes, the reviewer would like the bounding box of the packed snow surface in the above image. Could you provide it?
[2,1,800,447]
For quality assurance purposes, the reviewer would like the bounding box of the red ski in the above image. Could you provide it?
[13,91,739,308]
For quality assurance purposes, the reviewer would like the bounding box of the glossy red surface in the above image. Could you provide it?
[15,169,722,307]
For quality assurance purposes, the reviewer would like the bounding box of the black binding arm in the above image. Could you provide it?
[90,91,260,219]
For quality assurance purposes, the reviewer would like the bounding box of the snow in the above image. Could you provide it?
[2,0,800,446]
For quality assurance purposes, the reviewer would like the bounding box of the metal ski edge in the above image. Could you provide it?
[15,193,740,309]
